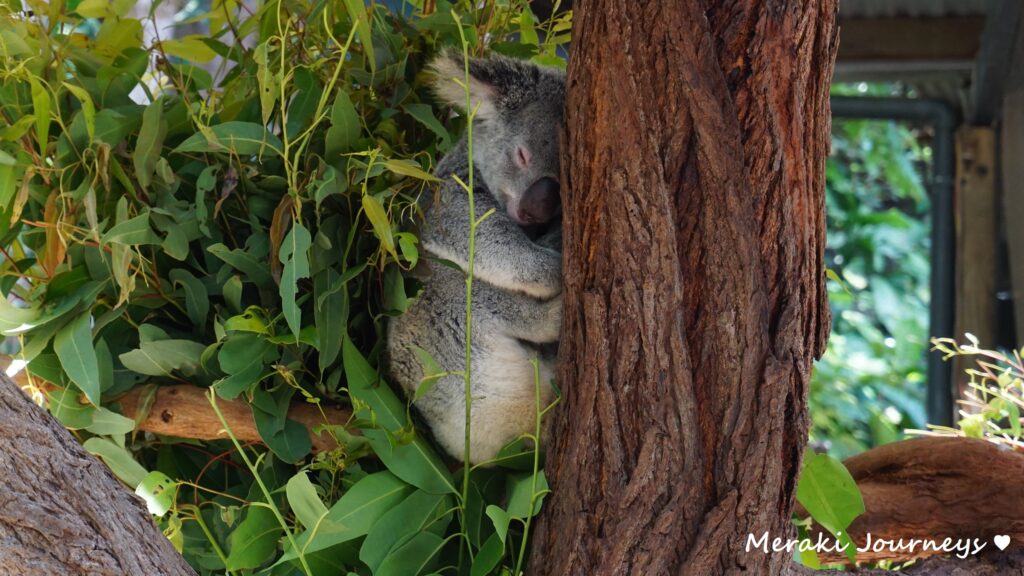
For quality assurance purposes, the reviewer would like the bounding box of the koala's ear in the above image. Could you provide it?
[429,51,500,120]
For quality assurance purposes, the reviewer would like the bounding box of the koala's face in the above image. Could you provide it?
[432,53,565,226]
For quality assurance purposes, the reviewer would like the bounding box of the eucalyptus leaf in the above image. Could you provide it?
[54,313,101,405]
[225,505,283,571]
[279,221,312,339]
[174,122,284,157]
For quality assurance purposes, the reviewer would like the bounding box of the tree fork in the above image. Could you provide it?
[530,2,838,574]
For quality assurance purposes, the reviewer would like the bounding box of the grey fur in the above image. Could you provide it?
[386,52,565,464]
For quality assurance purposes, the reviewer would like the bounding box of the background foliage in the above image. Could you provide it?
[810,83,932,458]
[0,0,569,574]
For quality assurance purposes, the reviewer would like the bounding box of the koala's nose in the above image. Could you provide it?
[517,177,561,225]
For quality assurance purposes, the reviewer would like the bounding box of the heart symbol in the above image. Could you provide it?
[994,535,1011,550]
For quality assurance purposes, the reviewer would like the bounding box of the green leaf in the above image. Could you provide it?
[797,452,865,563]
[279,221,312,339]
[29,77,50,157]
[470,533,505,576]
[0,29,32,57]
[343,336,406,431]
[411,346,443,403]
[209,243,275,287]
[284,471,413,559]
[485,505,510,544]
[362,193,396,258]
[135,471,176,516]
[133,98,166,190]
[518,7,539,46]
[76,0,112,17]
[506,471,549,519]
[287,472,329,530]
[224,307,269,334]
[364,429,456,496]
[160,36,218,62]
[325,92,361,159]
[314,269,348,372]
[174,122,283,157]
[62,83,96,148]
[215,333,274,399]
[382,159,439,182]
[397,232,419,268]
[119,339,206,377]
[226,505,284,571]
[102,212,161,245]
[48,386,96,429]
[341,0,375,73]
[86,406,136,435]
[169,269,209,329]
[382,264,409,314]
[0,296,39,335]
[403,103,451,150]
[286,67,321,141]
[375,532,444,576]
[195,165,217,236]
[251,387,312,463]
[360,490,453,573]
[83,437,147,488]
[54,313,101,405]
[254,40,278,127]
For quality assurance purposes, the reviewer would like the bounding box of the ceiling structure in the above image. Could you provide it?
[836,0,1019,121]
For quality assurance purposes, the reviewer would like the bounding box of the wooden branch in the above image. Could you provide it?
[3,356,351,451]
[803,437,1024,564]
[116,385,351,452]
[0,373,196,575]
[787,550,1024,576]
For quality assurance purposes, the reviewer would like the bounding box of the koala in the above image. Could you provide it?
[386,51,565,465]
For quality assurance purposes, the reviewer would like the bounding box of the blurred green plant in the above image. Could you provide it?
[811,83,931,458]
[0,0,570,573]
[925,336,1024,448]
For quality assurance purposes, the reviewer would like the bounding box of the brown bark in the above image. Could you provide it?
[786,551,1024,576]
[3,358,351,451]
[804,437,1024,564]
[530,1,838,575]
[0,373,195,576]
[117,384,351,452]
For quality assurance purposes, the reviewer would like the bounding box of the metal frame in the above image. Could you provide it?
[830,96,957,427]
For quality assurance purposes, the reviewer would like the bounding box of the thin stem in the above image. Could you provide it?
[451,12,480,568]
[181,504,232,575]
[206,390,313,576]
[514,358,544,574]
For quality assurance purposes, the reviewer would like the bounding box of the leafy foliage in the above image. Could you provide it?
[811,83,932,458]
[928,336,1024,448]
[0,0,570,573]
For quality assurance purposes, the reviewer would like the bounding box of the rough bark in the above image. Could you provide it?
[804,437,1024,564]
[0,373,195,576]
[530,1,838,575]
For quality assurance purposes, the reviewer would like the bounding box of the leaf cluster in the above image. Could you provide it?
[0,0,570,573]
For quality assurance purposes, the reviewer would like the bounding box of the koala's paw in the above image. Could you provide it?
[542,292,563,341]
[533,251,563,299]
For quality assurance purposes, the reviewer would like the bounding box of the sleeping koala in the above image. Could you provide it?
[386,51,564,464]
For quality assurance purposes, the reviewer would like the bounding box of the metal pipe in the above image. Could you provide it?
[830,96,957,427]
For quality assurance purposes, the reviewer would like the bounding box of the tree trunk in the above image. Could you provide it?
[530,2,838,574]
[0,374,195,576]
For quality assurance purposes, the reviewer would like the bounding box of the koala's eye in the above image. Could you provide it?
[515,146,531,169]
